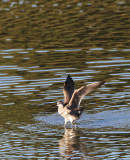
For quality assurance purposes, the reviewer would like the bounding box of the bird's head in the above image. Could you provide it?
[57,100,64,107]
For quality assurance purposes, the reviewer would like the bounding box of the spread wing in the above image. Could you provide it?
[63,75,75,104]
[67,81,105,109]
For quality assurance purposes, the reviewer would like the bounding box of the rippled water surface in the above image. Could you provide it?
[0,48,129,159]
[0,0,130,159]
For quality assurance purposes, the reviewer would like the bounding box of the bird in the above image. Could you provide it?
[57,75,105,127]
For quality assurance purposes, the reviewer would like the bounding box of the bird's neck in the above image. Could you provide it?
[58,104,64,114]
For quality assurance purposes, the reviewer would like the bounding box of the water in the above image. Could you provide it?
[0,48,129,159]
[0,0,130,159]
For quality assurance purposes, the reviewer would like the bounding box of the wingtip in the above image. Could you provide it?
[64,74,74,87]
[98,80,105,87]
[66,74,72,80]
[67,74,71,78]
[101,81,105,85]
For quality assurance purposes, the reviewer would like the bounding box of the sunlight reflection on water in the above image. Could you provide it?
[0,0,130,158]
[0,47,129,159]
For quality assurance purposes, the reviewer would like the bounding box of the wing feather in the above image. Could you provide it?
[63,75,75,104]
[67,81,105,109]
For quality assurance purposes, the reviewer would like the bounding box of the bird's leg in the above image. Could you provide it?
[64,119,67,128]
[71,121,74,128]
[74,124,77,129]
[71,121,77,129]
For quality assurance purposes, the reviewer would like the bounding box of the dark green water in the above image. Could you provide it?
[0,0,130,159]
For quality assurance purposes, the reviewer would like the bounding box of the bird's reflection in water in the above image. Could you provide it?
[59,128,84,159]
